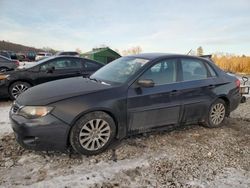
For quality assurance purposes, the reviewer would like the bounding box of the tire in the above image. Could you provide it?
[9,81,31,100]
[70,111,116,155]
[203,99,227,128]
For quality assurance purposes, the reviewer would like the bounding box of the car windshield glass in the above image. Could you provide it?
[90,57,149,84]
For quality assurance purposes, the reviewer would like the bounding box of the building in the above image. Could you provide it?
[82,47,121,64]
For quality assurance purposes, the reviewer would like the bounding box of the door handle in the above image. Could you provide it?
[207,84,215,89]
[170,90,180,96]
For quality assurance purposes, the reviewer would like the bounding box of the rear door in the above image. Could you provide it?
[127,58,181,132]
[35,57,83,84]
[177,57,218,123]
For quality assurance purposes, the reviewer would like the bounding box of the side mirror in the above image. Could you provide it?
[137,79,154,88]
[46,66,55,73]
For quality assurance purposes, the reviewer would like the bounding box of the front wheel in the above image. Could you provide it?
[203,99,227,128]
[70,111,116,155]
[9,81,31,100]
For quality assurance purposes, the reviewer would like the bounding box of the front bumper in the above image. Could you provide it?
[10,112,70,152]
[0,80,9,98]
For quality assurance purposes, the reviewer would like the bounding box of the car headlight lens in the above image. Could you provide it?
[18,106,54,119]
[0,74,9,80]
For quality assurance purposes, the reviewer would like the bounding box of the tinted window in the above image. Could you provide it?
[140,59,177,85]
[206,63,217,77]
[181,58,208,81]
[84,61,101,71]
[41,58,81,70]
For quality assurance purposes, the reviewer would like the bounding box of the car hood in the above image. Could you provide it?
[16,77,113,105]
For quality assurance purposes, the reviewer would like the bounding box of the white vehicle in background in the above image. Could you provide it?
[35,52,52,61]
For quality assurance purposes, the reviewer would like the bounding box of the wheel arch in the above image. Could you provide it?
[67,108,120,146]
[8,79,34,89]
[217,95,230,117]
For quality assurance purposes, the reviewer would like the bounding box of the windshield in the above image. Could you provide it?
[90,57,150,84]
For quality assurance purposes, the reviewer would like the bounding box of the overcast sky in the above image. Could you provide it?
[0,0,249,55]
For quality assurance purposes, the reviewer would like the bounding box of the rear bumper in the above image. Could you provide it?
[10,113,70,152]
[229,91,241,112]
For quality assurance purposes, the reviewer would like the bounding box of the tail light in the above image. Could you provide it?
[235,79,240,90]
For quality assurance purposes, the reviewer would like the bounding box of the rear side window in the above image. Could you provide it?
[181,58,208,81]
[206,63,217,77]
[41,58,82,70]
[84,61,101,71]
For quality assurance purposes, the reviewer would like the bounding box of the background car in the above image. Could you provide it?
[35,52,52,61]
[0,50,11,59]
[56,51,79,56]
[0,55,19,72]
[9,53,241,155]
[0,55,103,99]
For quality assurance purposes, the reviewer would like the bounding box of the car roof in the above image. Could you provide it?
[128,53,210,61]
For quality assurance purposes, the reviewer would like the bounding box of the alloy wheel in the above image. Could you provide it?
[79,119,111,151]
[210,103,225,126]
[11,84,29,99]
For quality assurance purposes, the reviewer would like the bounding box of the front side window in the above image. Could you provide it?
[181,58,208,81]
[140,59,177,85]
[40,58,81,70]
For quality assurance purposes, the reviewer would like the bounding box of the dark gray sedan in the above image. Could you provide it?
[0,55,19,72]
[10,53,241,155]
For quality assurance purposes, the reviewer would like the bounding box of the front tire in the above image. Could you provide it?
[9,81,31,100]
[203,99,227,128]
[70,111,116,155]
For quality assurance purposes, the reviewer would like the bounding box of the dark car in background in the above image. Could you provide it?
[0,55,19,72]
[0,55,103,99]
[56,51,79,56]
[9,53,241,155]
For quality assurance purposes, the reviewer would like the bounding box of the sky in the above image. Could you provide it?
[0,0,250,55]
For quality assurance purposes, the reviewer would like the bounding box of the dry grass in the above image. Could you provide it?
[212,55,250,74]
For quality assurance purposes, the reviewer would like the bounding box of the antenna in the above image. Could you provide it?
[187,49,192,55]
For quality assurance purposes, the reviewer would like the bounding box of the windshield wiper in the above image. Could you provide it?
[88,77,100,82]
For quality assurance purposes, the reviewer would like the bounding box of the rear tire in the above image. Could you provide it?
[9,81,31,100]
[203,99,227,128]
[70,111,116,155]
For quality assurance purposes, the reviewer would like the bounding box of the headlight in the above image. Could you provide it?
[18,106,54,119]
[0,74,9,80]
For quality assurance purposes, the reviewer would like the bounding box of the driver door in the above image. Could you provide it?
[127,58,181,132]
[35,57,83,84]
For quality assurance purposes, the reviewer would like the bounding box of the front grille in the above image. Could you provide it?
[12,102,21,113]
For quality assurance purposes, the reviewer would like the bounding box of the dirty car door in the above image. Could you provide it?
[127,58,181,133]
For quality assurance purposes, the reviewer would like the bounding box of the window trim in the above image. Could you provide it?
[179,57,218,82]
[136,58,179,87]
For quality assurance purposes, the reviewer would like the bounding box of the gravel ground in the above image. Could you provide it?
[0,99,249,187]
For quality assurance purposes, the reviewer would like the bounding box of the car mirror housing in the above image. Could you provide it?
[137,79,155,88]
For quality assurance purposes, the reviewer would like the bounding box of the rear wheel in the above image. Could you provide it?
[70,111,116,155]
[9,81,31,100]
[203,99,227,128]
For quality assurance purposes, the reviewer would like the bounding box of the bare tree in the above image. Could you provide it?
[122,46,142,56]
[197,46,204,56]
